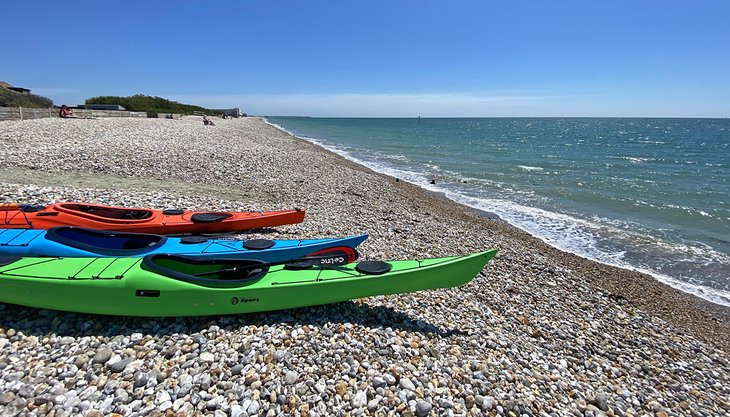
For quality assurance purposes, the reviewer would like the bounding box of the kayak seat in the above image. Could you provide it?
[63,204,152,220]
[218,267,266,281]
[122,210,152,220]
[45,227,166,256]
[121,238,160,250]
[141,254,268,288]
[191,212,233,223]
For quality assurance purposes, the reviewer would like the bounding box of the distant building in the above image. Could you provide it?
[78,104,126,111]
[223,108,242,118]
[0,81,31,94]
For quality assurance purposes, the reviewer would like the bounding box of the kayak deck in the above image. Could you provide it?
[1,203,306,233]
[0,250,498,316]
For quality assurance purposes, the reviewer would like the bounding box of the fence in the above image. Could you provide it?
[0,107,148,121]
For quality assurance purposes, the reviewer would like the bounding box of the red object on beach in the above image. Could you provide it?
[0,202,305,234]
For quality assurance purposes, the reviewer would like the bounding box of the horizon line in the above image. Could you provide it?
[258,115,730,119]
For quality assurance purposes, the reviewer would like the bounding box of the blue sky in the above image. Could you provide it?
[4,1,729,117]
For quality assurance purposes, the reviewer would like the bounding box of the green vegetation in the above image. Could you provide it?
[1,88,237,116]
[0,89,53,108]
[86,94,214,115]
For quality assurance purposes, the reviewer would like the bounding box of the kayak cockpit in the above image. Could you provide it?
[45,227,167,256]
[57,203,153,220]
[141,254,268,287]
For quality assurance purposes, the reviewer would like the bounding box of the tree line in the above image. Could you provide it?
[1,89,226,116]
[86,94,216,115]
[0,89,53,108]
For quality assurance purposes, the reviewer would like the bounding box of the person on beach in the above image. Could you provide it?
[59,105,83,119]
[203,115,215,126]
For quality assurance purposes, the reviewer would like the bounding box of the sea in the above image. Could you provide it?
[265,117,730,307]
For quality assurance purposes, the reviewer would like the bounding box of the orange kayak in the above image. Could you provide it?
[0,203,305,234]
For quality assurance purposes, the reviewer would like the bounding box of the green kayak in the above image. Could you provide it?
[0,249,497,317]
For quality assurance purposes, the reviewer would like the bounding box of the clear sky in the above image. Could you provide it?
[4,1,729,117]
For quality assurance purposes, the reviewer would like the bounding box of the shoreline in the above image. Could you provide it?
[1,116,728,416]
[261,118,730,342]
[263,117,730,310]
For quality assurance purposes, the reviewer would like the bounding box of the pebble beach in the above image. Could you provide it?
[0,116,728,417]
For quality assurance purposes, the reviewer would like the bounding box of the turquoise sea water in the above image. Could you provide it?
[266,117,730,306]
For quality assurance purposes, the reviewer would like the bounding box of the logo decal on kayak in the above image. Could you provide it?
[231,297,260,305]
[320,256,345,265]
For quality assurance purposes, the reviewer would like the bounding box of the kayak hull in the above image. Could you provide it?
[0,227,367,262]
[0,250,497,317]
[1,203,305,234]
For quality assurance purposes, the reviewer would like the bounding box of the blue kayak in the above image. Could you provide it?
[0,227,367,262]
